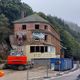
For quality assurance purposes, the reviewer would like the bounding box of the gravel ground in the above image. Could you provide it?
[0,65,58,80]
[0,64,78,80]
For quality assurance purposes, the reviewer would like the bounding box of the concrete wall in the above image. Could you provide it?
[32,58,50,66]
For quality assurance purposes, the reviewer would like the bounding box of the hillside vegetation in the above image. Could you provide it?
[0,0,80,60]
[65,21,80,43]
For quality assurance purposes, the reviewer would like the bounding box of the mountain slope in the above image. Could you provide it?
[65,21,80,32]
[65,21,80,43]
[0,1,80,60]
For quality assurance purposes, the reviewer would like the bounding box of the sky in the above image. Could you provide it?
[21,0,80,26]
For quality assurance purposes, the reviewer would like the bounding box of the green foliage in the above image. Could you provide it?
[0,0,33,41]
[0,14,10,43]
[0,14,9,27]
[37,12,48,20]
[0,0,33,24]
[0,57,2,63]
[68,29,80,43]
[61,30,80,59]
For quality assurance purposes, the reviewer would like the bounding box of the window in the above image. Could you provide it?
[30,46,35,52]
[22,25,26,30]
[30,46,49,53]
[45,35,47,41]
[45,46,48,52]
[36,46,39,52]
[16,35,18,39]
[22,35,26,40]
[41,46,44,53]
[44,25,48,29]
[48,46,55,53]
[35,24,39,29]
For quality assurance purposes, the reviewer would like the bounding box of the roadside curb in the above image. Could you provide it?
[29,67,79,80]
[56,67,79,76]
[50,67,79,80]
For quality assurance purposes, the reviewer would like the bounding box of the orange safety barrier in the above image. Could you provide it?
[0,70,5,77]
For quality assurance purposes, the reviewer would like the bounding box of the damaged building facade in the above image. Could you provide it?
[10,14,61,62]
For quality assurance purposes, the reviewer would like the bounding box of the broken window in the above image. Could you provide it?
[41,46,44,53]
[16,35,19,39]
[36,46,39,52]
[44,25,48,29]
[30,46,49,53]
[22,35,26,40]
[35,24,39,29]
[22,25,26,30]
[45,35,47,41]
[45,46,48,52]
[30,46,35,53]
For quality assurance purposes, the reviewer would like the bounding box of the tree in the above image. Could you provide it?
[37,12,47,20]
[0,14,11,59]
[0,14,10,43]
[0,14,9,27]
[0,0,33,25]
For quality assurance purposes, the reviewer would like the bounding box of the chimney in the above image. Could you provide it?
[21,11,25,18]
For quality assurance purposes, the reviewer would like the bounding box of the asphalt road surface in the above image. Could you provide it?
[53,68,80,80]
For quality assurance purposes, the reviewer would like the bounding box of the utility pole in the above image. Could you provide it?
[46,64,48,78]
[27,68,29,80]
[44,63,51,80]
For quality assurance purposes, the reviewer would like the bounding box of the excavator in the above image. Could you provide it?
[3,34,33,70]
[3,49,33,70]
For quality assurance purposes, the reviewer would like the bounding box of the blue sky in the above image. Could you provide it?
[22,0,80,26]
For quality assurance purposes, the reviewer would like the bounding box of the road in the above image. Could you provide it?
[0,68,80,80]
[52,68,80,80]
